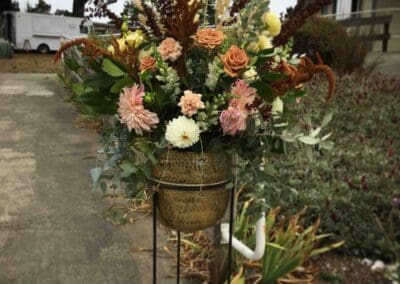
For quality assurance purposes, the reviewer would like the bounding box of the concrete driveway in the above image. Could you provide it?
[0,74,175,283]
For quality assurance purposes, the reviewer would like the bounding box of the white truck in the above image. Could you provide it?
[1,12,92,53]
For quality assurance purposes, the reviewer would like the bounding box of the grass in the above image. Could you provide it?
[0,52,61,73]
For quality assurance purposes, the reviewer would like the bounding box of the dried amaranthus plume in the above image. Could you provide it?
[162,0,201,47]
[55,38,111,62]
[140,1,163,39]
[273,0,333,47]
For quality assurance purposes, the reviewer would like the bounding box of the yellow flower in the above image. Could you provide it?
[246,42,259,53]
[243,67,258,82]
[272,96,283,114]
[261,12,281,37]
[246,35,272,53]
[125,30,145,48]
[117,38,127,52]
[258,35,272,50]
[107,45,115,54]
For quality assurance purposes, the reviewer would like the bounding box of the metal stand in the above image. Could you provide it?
[152,186,235,284]
[227,186,235,284]
[152,193,157,284]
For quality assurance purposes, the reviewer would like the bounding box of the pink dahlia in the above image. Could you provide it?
[178,90,205,117]
[219,108,247,136]
[230,79,257,112]
[118,84,159,135]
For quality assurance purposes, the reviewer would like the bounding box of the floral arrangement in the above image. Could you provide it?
[57,0,335,209]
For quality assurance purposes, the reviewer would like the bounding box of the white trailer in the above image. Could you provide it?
[1,12,91,53]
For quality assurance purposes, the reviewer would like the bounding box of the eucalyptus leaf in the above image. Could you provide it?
[110,76,134,93]
[102,58,126,77]
[90,167,102,190]
[298,136,319,145]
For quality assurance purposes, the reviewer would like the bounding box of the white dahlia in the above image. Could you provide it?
[165,116,200,148]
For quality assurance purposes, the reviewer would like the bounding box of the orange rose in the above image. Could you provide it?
[193,28,225,49]
[219,45,249,77]
[140,56,157,72]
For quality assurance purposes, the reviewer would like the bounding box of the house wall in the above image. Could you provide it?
[317,0,400,52]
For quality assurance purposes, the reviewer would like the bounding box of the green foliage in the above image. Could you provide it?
[293,17,368,73]
[266,73,400,261]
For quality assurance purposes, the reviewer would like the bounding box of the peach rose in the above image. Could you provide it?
[219,45,249,77]
[193,28,225,49]
[140,56,157,72]
[157,37,182,62]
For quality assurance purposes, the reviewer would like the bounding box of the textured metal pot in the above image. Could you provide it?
[150,150,231,232]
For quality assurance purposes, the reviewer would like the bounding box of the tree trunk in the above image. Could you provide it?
[73,0,88,17]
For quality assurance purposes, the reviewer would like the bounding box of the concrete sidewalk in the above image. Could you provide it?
[365,52,400,75]
[0,74,176,283]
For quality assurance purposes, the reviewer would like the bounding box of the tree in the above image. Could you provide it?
[121,1,139,20]
[0,0,20,13]
[27,0,51,14]
[73,0,89,17]
[55,9,74,16]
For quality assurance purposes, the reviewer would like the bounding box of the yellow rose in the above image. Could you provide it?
[125,30,145,48]
[258,35,272,50]
[261,12,281,37]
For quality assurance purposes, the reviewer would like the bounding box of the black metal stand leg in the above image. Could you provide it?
[177,231,181,284]
[153,193,157,284]
[227,186,235,284]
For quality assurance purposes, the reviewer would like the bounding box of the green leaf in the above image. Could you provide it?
[64,57,80,71]
[140,165,151,179]
[251,81,273,102]
[100,182,107,194]
[102,58,126,77]
[90,167,102,190]
[84,72,116,88]
[72,83,85,96]
[76,92,117,115]
[110,76,135,93]
[120,163,138,178]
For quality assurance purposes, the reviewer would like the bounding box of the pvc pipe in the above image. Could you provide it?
[221,211,266,261]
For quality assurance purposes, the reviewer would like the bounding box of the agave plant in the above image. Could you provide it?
[233,205,344,283]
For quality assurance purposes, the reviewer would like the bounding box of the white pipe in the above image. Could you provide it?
[221,211,266,261]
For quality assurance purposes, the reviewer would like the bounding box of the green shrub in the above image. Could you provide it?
[265,73,400,261]
[0,39,13,59]
[293,17,368,73]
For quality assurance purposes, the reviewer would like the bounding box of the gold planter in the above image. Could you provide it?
[150,150,231,232]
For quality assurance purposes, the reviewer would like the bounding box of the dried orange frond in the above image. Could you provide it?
[269,54,335,102]
[54,38,111,62]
